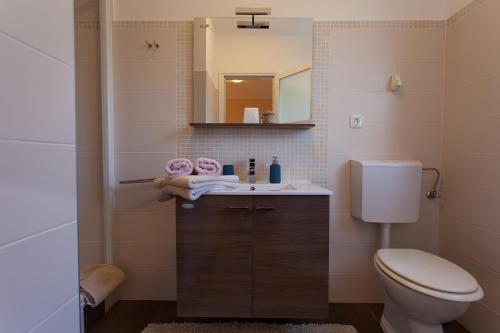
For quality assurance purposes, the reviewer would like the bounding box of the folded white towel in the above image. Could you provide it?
[154,175,239,189]
[161,183,238,201]
[80,264,125,307]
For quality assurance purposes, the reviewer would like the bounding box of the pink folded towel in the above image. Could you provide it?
[165,158,194,178]
[194,157,222,176]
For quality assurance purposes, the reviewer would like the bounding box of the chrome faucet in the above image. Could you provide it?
[248,158,256,183]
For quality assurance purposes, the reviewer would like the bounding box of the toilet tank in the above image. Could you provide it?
[351,160,422,223]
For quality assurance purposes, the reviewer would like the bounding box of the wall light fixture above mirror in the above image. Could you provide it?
[193,17,313,127]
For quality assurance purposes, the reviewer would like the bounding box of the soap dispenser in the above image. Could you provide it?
[269,156,281,184]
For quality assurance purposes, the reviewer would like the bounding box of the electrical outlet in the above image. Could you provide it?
[350,115,364,128]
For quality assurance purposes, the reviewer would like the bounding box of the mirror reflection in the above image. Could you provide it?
[193,17,313,124]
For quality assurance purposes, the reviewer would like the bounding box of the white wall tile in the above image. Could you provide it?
[0,222,78,333]
[114,91,177,123]
[0,141,76,246]
[116,152,177,181]
[74,0,100,21]
[116,121,177,153]
[76,91,102,153]
[77,152,103,212]
[0,0,74,65]
[400,28,445,61]
[114,61,176,91]
[332,244,378,274]
[443,3,500,329]
[78,211,103,243]
[113,27,176,61]
[0,33,75,144]
[331,273,384,303]
[79,242,105,270]
[114,183,175,213]
[30,296,80,333]
[330,29,400,62]
[459,301,500,333]
[1,2,78,331]
[114,242,176,271]
[400,61,444,92]
[118,271,176,300]
[114,212,176,244]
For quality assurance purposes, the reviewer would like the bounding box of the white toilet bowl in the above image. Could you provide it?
[374,249,483,333]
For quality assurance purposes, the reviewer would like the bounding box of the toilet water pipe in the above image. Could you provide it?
[423,168,441,200]
[380,224,391,249]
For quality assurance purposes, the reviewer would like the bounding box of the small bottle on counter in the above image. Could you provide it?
[269,156,281,184]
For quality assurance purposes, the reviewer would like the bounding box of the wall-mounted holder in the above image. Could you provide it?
[145,40,160,49]
[390,73,402,92]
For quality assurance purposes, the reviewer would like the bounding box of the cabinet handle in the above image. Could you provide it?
[255,206,275,210]
[229,206,249,210]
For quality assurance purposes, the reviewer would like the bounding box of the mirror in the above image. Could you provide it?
[193,17,313,124]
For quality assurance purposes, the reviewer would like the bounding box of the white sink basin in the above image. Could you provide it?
[237,183,296,192]
[206,181,332,196]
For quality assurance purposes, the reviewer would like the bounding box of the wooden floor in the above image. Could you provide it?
[89,301,470,333]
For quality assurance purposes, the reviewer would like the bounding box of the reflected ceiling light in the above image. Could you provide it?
[231,79,244,84]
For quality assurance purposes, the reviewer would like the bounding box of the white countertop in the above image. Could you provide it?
[206,181,333,196]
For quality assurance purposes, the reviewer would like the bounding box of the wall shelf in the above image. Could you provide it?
[189,123,316,129]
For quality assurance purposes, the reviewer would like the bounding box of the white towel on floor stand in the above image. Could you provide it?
[80,264,125,307]
[159,184,237,201]
[154,175,239,189]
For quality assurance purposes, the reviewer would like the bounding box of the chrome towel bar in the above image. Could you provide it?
[119,178,156,185]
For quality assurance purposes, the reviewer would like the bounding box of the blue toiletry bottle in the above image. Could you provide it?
[269,156,281,184]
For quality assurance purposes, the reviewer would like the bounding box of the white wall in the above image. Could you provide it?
[442,0,500,331]
[447,0,475,16]
[0,0,80,332]
[114,0,451,21]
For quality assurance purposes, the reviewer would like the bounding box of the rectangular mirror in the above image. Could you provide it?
[193,17,313,125]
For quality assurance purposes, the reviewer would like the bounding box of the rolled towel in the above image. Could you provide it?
[165,158,193,178]
[80,264,125,307]
[154,175,239,189]
[161,183,238,201]
[194,157,222,176]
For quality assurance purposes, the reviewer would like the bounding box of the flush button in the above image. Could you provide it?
[350,115,364,128]
[181,203,195,209]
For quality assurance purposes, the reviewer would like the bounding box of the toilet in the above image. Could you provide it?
[350,160,483,333]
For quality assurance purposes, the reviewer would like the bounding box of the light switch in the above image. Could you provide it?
[350,115,364,128]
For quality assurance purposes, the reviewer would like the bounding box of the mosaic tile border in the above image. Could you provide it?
[324,20,445,30]
[75,20,99,28]
[113,21,179,29]
[447,0,487,26]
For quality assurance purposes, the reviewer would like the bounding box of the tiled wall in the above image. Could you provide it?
[325,21,445,302]
[0,0,79,331]
[111,20,446,303]
[75,0,105,271]
[441,0,500,331]
[112,22,180,299]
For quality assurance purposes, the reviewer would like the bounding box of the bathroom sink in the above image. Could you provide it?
[206,181,331,196]
[237,183,296,192]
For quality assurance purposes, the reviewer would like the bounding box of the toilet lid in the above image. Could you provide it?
[376,249,479,294]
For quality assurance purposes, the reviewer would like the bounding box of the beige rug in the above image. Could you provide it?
[142,322,358,333]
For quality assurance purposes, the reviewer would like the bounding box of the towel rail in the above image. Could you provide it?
[119,178,156,184]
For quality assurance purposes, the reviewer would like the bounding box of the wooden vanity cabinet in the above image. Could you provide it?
[252,196,329,319]
[176,195,329,319]
[176,196,253,318]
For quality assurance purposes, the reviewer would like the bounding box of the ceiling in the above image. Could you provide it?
[113,0,474,21]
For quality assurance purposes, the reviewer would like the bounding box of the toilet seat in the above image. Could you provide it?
[375,249,484,302]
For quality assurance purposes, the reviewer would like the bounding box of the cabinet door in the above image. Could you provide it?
[176,196,253,318]
[252,196,329,319]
